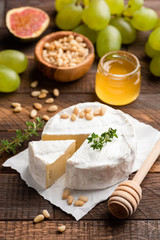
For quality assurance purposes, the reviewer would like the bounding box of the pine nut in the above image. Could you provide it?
[85,108,92,113]
[73,106,79,115]
[78,196,88,203]
[71,113,76,121]
[11,102,21,108]
[30,81,38,88]
[85,112,94,120]
[31,91,41,97]
[79,111,85,118]
[100,106,107,116]
[53,88,59,97]
[67,195,74,205]
[58,225,66,233]
[74,200,84,207]
[42,209,50,219]
[13,106,22,113]
[93,108,101,116]
[62,189,70,200]
[30,109,37,118]
[33,214,44,223]
[41,89,49,94]
[38,93,47,99]
[42,115,50,121]
[33,103,42,110]
[60,113,70,119]
[45,98,54,104]
[47,105,58,112]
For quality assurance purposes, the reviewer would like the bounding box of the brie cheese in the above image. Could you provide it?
[42,102,136,190]
[28,140,76,188]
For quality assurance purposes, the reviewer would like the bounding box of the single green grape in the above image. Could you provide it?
[0,65,20,92]
[145,41,160,58]
[82,0,110,31]
[73,24,98,44]
[105,0,124,15]
[56,4,83,30]
[149,27,160,51]
[110,17,136,44]
[0,50,28,74]
[55,0,76,11]
[131,7,158,31]
[150,54,160,77]
[96,25,122,57]
[123,0,144,17]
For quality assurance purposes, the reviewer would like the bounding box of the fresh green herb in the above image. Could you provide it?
[87,128,118,150]
[0,117,44,155]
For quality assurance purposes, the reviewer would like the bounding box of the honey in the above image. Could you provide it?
[95,51,141,106]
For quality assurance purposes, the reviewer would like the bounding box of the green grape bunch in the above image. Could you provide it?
[54,0,160,77]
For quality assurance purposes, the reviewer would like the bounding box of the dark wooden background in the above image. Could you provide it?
[0,0,160,239]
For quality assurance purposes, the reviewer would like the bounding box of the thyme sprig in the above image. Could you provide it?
[87,128,118,150]
[0,117,44,155]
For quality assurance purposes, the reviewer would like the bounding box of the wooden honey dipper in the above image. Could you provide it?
[108,138,160,219]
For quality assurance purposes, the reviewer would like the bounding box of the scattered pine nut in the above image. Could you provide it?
[42,209,50,219]
[78,196,88,203]
[85,108,92,113]
[13,106,22,113]
[45,98,54,104]
[31,91,41,97]
[93,108,101,116]
[41,89,49,94]
[79,111,85,118]
[71,113,76,121]
[42,115,50,121]
[33,214,44,223]
[38,92,47,99]
[33,103,42,110]
[67,195,74,205]
[30,81,38,88]
[11,102,21,108]
[30,109,37,118]
[85,112,94,120]
[57,225,66,233]
[47,105,58,112]
[73,106,79,115]
[53,88,59,97]
[62,189,70,200]
[100,106,106,116]
[60,113,70,119]
[74,200,84,207]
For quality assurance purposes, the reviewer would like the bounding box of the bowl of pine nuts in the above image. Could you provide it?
[35,31,95,82]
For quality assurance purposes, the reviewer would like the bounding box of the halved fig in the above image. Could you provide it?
[6,6,50,40]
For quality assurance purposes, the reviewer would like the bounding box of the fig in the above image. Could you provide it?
[6,6,50,40]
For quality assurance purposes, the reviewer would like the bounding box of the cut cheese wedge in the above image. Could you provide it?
[28,140,76,188]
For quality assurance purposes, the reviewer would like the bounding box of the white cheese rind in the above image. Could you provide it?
[28,140,76,188]
[42,102,136,190]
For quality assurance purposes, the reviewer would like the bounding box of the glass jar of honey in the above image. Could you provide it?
[95,51,141,106]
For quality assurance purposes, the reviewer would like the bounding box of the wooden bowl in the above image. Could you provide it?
[35,31,95,82]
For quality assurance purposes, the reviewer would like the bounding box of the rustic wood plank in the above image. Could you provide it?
[0,174,54,220]
[0,173,159,220]
[0,220,160,240]
[0,93,160,131]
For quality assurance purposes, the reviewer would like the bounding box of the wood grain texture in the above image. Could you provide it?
[0,220,160,240]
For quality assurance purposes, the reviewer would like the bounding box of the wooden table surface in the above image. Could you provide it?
[0,0,160,239]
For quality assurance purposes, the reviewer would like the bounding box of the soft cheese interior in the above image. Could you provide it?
[41,102,137,190]
[28,140,76,188]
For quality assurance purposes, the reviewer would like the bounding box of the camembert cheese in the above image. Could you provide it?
[28,140,76,188]
[41,102,136,190]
